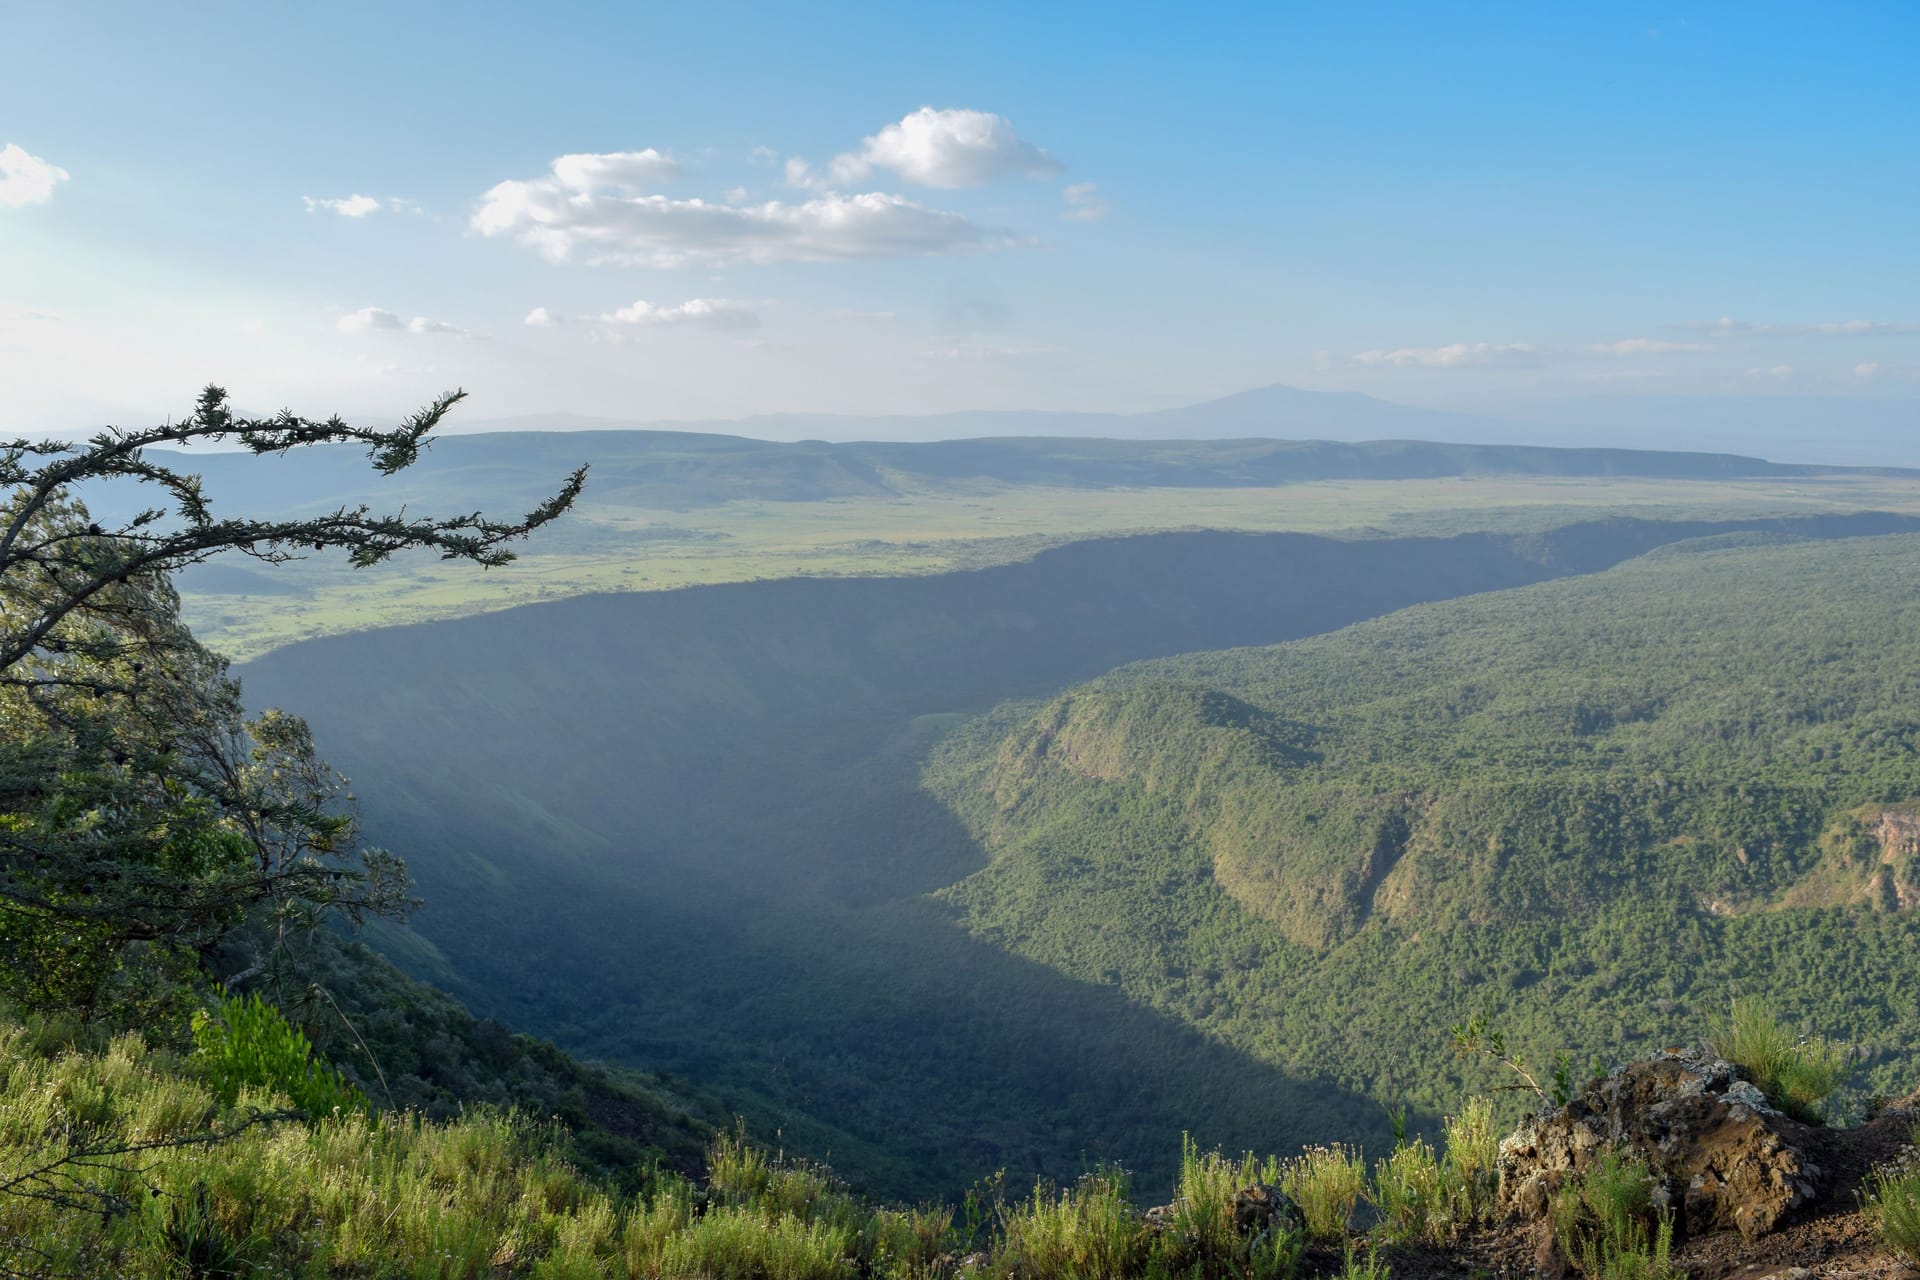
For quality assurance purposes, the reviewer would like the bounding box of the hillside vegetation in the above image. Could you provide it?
[241,516,1920,1200]
[926,531,1920,1132]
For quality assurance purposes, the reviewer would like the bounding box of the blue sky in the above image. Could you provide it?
[3,1,1917,430]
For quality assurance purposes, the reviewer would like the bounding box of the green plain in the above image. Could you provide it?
[183,473,1920,659]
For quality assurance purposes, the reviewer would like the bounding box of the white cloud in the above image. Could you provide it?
[827,108,1063,189]
[724,186,750,203]
[1350,342,1543,369]
[549,149,679,193]
[598,298,760,329]
[388,197,425,216]
[524,307,565,327]
[1348,334,1719,369]
[473,159,1005,266]
[1061,182,1109,220]
[339,306,477,337]
[0,143,70,208]
[1686,316,1920,336]
[240,318,266,335]
[1743,364,1797,379]
[407,316,474,337]
[339,306,405,333]
[303,193,382,217]
[783,157,818,189]
[1854,361,1920,381]
[1585,337,1712,355]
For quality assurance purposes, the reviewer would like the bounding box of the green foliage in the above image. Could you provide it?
[1147,1136,1301,1280]
[1369,1138,1445,1245]
[3,386,582,1032]
[1336,1239,1392,1280]
[1280,1144,1367,1241]
[1863,1140,1920,1263]
[1550,1150,1679,1280]
[0,1014,743,1277]
[189,987,362,1117]
[1441,1097,1501,1225]
[994,1169,1145,1280]
[1709,999,1851,1123]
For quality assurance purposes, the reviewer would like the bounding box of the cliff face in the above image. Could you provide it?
[1864,810,1920,911]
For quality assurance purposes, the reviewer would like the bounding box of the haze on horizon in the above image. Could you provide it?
[3,3,1916,446]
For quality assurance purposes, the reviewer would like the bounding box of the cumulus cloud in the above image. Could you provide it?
[1061,182,1109,220]
[549,149,679,193]
[1,143,70,208]
[339,306,477,337]
[1685,316,1920,336]
[473,156,1005,266]
[598,298,760,329]
[303,193,382,217]
[524,307,565,327]
[1350,342,1543,369]
[826,108,1062,189]
[338,307,405,333]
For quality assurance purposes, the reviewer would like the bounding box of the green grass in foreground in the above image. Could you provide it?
[1,998,1529,1278]
[183,474,1920,658]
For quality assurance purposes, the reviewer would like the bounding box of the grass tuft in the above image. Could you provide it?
[1863,1138,1920,1263]
[1280,1143,1368,1241]
[1550,1148,1680,1280]
[1710,998,1851,1124]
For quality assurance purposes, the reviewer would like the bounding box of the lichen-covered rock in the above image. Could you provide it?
[1232,1183,1305,1240]
[1498,1048,1822,1241]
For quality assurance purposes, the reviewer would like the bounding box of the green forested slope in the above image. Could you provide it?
[238,517,1920,1201]
[927,532,1920,1136]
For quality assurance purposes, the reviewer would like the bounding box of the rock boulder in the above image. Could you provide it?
[1498,1049,1821,1241]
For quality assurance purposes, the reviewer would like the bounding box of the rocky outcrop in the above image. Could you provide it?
[1499,1049,1821,1241]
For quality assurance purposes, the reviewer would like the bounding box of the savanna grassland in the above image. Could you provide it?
[159,429,1920,659]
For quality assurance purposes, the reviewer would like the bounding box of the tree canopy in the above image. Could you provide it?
[0,385,584,1017]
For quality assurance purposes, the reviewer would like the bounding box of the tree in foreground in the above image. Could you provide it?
[0,385,585,1019]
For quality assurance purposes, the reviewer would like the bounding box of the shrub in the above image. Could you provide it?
[1280,1144,1367,1240]
[1550,1149,1679,1280]
[1710,998,1851,1124]
[1157,1137,1298,1280]
[1442,1096,1501,1225]
[1863,1143,1920,1263]
[650,1205,857,1280]
[189,988,363,1117]
[1370,1138,1451,1244]
[995,1168,1144,1280]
